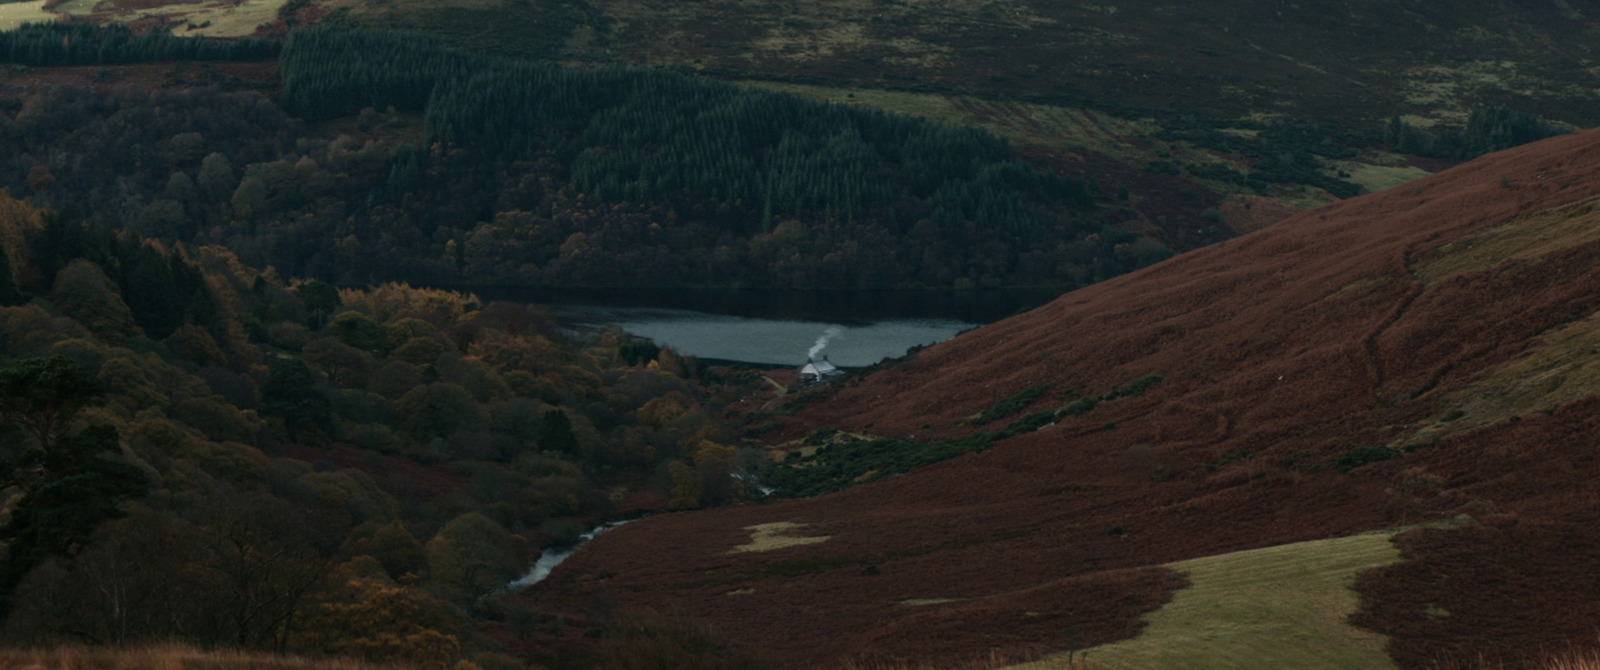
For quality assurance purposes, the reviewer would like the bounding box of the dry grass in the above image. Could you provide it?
[1013,532,1403,670]
[839,651,1105,670]
[727,521,831,553]
[1415,197,1600,284]
[1392,198,1600,448]
[162,0,289,38]
[0,0,58,31]
[0,645,403,670]
[1397,308,1600,450]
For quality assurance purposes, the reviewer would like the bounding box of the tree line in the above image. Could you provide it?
[0,23,276,66]
[1384,105,1571,160]
[0,24,1170,292]
[0,22,1171,295]
[273,26,1142,288]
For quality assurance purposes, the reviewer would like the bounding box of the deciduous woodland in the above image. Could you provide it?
[0,188,784,667]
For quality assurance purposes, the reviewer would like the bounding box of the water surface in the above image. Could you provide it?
[554,306,974,367]
[470,287,1056,367]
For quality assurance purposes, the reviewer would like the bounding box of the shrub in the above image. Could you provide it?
[969,383,1055,426]
[1331,446,1403,473]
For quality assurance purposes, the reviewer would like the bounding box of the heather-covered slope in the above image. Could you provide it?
[533,128,1600,668]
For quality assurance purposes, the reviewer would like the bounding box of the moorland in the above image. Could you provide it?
[0,1,1598,669]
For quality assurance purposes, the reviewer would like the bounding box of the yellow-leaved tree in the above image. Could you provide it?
[299,571,464,668]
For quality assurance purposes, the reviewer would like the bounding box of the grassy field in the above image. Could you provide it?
[729,521,832,554]
[1329,159,1435,195]
[168,0,290,38]
[0,0,56,30]
[0,0,288,37]
[741,81,1160,160]
[1012,532,1403,670]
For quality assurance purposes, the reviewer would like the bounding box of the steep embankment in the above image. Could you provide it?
[533,128,1600,669]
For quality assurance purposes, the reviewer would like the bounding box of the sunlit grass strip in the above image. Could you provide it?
[1014,532,1403,670]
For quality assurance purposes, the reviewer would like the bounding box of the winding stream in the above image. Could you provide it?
[509,520,631,589]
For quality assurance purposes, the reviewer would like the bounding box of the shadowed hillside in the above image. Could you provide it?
[532,128,1600,668]
[318,0,1597,250]
[362,0,1600,127]
[603,0,1600,123]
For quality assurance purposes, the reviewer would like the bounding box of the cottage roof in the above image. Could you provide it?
[800,359,839,377]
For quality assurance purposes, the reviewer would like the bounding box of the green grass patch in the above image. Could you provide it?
[767,433,996,497]
[1060,396,1099,417]
[968,383,1055,426]
[1017,533,1403,670]
[1330,446,1404,473]
[767,374,1162,497]
[1205,449,1254,472]
[998,410,1058,439]
[1059,374,1163,419]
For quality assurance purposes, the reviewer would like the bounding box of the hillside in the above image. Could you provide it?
[6,6,1589,255]
[334,0,1600,127]
[587,0,1600,126]
[532,127,1600,668]
[307,0,1596,252]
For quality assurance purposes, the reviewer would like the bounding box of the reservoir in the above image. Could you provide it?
[476,288,1061,367]
[553,306,972,367]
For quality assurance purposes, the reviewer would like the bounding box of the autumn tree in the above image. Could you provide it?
[51,259,139,342]
[349,520,426,582]
[423,512,526,604]
[299,574,463,668]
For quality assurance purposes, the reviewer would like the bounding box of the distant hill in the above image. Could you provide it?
[13,1,1595,251]
[315,0,1597,248]
[534,128,1600,668]
[585,0,1600,125]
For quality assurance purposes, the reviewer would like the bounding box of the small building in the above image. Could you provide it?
[798,357,842,384]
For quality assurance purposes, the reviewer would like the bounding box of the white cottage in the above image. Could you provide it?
[798,358,841,384]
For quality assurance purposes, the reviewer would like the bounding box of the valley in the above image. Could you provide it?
[535,127,1600,668]
[0,2,1598,669]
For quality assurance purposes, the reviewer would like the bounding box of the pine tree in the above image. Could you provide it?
[538,409,578,455]
[0,356,148,602]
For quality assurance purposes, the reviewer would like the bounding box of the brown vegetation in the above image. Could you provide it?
[0,645,399,670]
[539,128,1600,668]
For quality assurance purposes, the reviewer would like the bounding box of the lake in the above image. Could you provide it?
[473,288,1061,367]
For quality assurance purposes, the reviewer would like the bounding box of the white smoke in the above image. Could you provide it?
[809,326,844,360]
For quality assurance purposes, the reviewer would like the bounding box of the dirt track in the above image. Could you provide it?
[533,128,1600,668]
